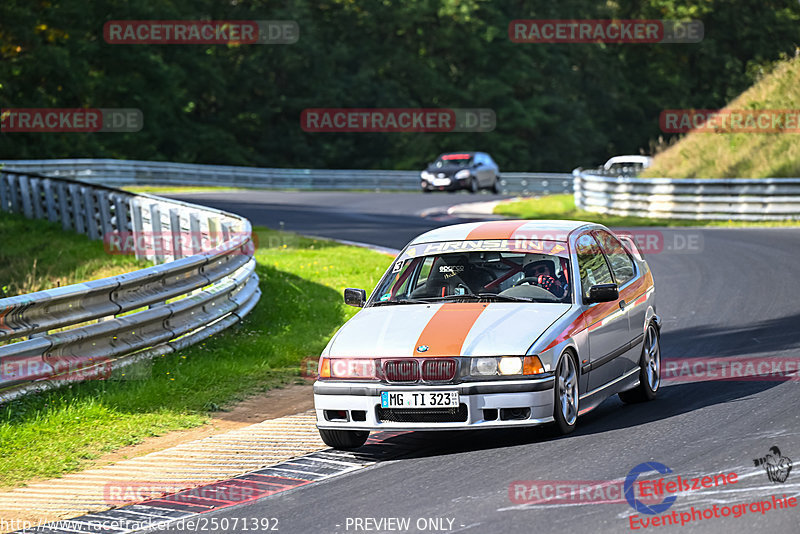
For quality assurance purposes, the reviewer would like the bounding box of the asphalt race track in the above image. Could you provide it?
[155,191,800,534]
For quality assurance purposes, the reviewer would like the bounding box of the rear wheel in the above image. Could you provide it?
[619,323,660,404]
[553,352,579,434]
[319,428,369,450]
[491,177,500,194]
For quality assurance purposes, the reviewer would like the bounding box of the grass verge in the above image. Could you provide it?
[494,195,800,227]
[643,54,800,178]
[0,227,391,488]
[0,211,150,297]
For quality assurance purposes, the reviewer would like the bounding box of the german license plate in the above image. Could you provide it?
[381,390,459,408]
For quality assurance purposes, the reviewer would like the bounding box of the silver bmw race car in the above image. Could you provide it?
[313,220,661,449]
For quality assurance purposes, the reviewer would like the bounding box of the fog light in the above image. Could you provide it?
[473,358,498,376]
[499,357,523,375]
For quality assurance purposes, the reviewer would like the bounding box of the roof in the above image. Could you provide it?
[603,155,653,169]
[408,220,593,245]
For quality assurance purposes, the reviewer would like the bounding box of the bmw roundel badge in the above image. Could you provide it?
[417,345,429,353]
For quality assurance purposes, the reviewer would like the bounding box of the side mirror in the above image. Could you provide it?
[585,283,619,304]
[344,288,367,307]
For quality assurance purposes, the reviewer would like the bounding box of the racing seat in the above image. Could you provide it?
[410,256,471,298]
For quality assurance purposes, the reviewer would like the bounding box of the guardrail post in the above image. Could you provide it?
[7,175,19,214]
[112,194,130,233]
[70,184,86,235]
[207,216,221,249]
[84,188,101,239]
[97,191,112,239]
[189,213,202,254]
[169,208,183,260]
[19,175,33,218]
[150,203,165,264]
[130,198,147,261]
[30,177,44,220]
[0,174,9,212]
[43,179,59,223]
[58,182,71,231]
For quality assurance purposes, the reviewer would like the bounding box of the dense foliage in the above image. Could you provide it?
[1,0,798,171]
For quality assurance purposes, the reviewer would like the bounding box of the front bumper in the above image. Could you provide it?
[314,377,555,431]
[421,177,470,191]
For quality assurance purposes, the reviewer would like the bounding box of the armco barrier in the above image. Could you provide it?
[574,169,800,221]
[0,168,260,402]
[0,159,574,195]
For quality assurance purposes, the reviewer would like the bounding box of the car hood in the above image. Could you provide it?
[424,165,470,176]
[327,302,571,358]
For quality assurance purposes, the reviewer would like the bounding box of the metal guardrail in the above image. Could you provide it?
[0,169,261,402]
[0,159,574,195]
[574,169,800,221]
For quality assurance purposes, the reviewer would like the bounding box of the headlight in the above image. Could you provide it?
[472,358,498,376]
[499,357,523,375]
[470,356,545,377]
[455,169,471,180]
[319,357,378,380]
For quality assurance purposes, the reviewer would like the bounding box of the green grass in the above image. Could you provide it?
[493,194,800,227]
[644,54,800,178]
[0,211,150,297]
[0,227,391,488]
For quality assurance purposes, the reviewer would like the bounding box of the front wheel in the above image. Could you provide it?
[319,428,369,450]
[619,323,660,404]
[469,177,478,193]
[553,352,579,434]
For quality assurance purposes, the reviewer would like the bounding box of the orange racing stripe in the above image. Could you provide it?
[466,220,528,240]
[414,303,487,356]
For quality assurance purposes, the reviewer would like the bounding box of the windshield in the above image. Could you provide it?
[371,240,572,305]
[432,154,473,168]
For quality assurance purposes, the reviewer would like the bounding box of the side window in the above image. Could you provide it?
[595,230,636,285]
[575,234,613,300]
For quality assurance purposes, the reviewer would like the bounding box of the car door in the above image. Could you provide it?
[594,229,642,374]
[575,233,630,391]
[485,154,499,181]
[471,153,485,186]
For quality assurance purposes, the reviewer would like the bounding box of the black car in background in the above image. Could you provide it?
[420,152,500,193]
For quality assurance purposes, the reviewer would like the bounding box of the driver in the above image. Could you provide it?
[522,257,567,298]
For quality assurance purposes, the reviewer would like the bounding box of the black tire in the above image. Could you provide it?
[469,176,478,194]
[552,351,579,435]
[491,177,500,194]
[319,428,369,450]
[422,187,431,193]
[619,323,660,404]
